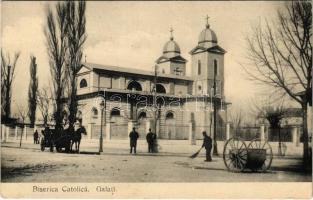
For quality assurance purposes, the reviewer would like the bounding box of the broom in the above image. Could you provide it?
[189,147,203,159]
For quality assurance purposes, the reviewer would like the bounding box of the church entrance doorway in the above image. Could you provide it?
[137,111,147,138]
[110,108,127,139]
[164,112,176,139]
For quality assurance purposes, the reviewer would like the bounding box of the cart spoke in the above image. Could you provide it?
[238,143,244,150]
[234,158,239,169]
[238,149,247,156]
[237,157,245,168]
[238,152,247,159]
[237,155,247,163]
[226,158,233,166]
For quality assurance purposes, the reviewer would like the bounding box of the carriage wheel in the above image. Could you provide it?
[223,138,248,172]
[248,138,273,171]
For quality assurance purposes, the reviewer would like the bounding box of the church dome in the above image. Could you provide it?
[163,37,181,57]
[198,24,218,48]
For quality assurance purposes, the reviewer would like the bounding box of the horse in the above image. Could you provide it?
[70,126,87,153]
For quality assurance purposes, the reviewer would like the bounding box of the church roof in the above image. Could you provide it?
[161,28,184,59]
[80,62,193,81]
[189,45,226,55]
[189,20,225,54]
[156,55,187,64]
[163,39,181,55]
[198,24,218,48]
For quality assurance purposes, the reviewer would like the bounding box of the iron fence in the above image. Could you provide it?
[268,128,292,142]
[231,127,260,141]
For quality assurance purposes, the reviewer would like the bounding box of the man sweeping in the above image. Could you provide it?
[190,131,213,161]
[202,131,212,162]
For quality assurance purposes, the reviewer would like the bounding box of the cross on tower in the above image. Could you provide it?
[170,27,174,39]
[206,15,210,27]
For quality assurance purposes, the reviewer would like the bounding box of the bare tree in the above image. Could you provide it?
[16,104,28,125]
[37,87,52,126]
[28,56,38,128]
[16,103,28,147]
[229,108,244,137]
[1,50,21,121]
[66,0,87,130]
[244,1,312,165]
[254,99,286,156]
[44,2,69,131]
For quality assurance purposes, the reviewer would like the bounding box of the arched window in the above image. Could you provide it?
[198,60,201,75]
[214,59,218,76]
[156,84,166,94]
[166,112,174,120]
[80,79,87,88]
[92,107,98,118]
[111,108,121,117]
[127,81,142,91]
[138,112,147,120]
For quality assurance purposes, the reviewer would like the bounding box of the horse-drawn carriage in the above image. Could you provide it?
[40,129,71,152]
[223,138,273,172]
[40,126,87,153]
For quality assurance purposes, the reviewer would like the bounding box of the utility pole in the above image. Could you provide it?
[213,64,218,155]
[99,100,105,153]
[153,65,159,153]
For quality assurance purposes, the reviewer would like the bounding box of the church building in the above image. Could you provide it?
[74,20,228,140]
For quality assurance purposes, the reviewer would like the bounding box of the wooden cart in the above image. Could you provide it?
[223,138,273,172]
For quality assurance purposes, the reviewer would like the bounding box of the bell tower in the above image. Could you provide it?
[156,27,187,76]
[189,17,226,97]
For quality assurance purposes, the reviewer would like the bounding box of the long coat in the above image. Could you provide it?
[146,132,156,144]
[129,131,139,147]
[202,135,212,150]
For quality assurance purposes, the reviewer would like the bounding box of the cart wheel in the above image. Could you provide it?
[223,138,248,172]
[248,138,273,171]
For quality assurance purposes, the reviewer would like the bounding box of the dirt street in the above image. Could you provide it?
[1,142,311,182]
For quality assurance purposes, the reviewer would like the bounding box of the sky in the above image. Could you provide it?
[1,1,291,120]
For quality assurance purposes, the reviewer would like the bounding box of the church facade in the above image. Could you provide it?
[75,21,228,140]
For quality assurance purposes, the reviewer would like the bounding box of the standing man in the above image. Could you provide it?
[202,131,212,162]
[129,127,139,154]
[146,128,156,153]
[33,130,39,144]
